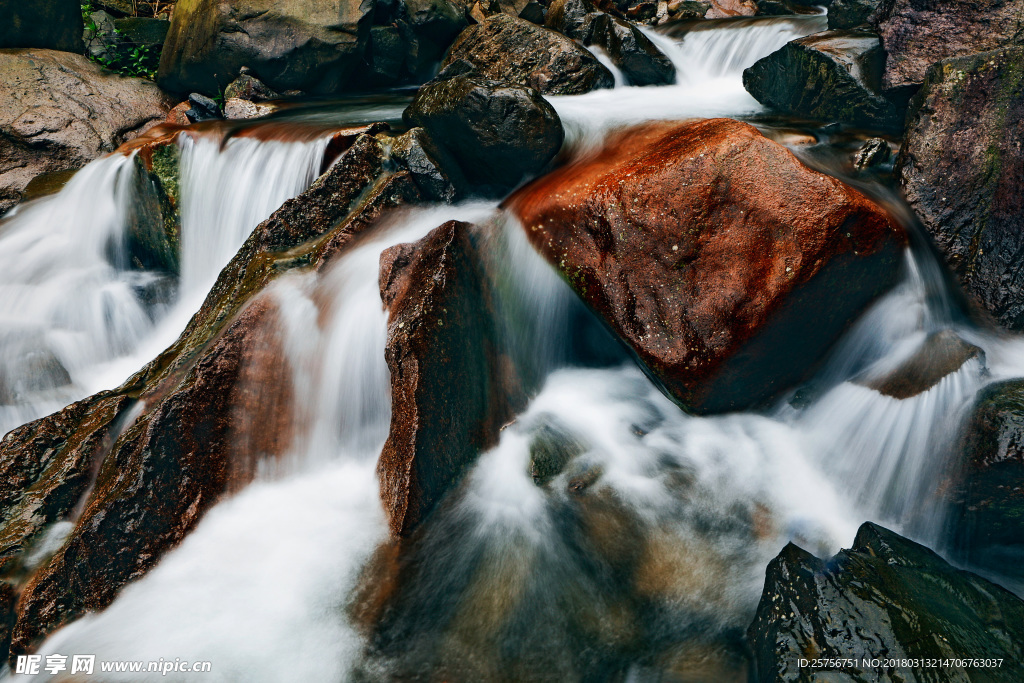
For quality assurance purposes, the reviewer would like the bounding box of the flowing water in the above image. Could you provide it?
[3,12,1021,682]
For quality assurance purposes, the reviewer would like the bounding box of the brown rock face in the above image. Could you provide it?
[898,46,1024,330]
[871,0,1023,93]
[507,118,905,414]
[442,14,615,95]
[0,49,173,215]
[859,330,983,399]
[705,0,757,18]
[378,221,524,537]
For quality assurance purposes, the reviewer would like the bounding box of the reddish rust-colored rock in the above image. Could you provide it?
[377,220,524,537]
[506,118,905,414]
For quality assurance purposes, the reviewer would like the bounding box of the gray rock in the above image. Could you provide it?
[851,136,891,170]
[0,49,172,215]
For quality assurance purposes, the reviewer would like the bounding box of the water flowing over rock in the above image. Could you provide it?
[0,0,82,52]
[950,379,1024,579]
[749,523,1024,682]
[742,29,902,130]
[3,129,426,658]
[157,0,375,96]
[378,220,524,537]
[442,14,615,95]
[857,329,983,400]
[871,0,1023,94]
[0,49,172,215]
[507,118,904,414]
[403,62,564,195]
[581,14,677,85]
[898,46,1024,330]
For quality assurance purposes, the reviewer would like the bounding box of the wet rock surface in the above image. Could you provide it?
[871,0,1023,94]
[0,49,172,215]
[749,523,1024,682]
[507,118,904,414]
[0,0,82,53]
[582,13,676,85]
[378,220,524,537]
[828,0,880,30]
[743,29,902,130]
[403,62,564,195]
[442,14,615,95]
[951,379,1024,578]
[157,0,375,96]
[851,136,891,171]
[898,46,1024,331]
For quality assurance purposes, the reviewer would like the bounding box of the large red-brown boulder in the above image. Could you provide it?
[506,118,905,414]
[378,221,524,537]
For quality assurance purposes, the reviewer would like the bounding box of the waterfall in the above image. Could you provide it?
[4,12,1021,683]
[550,14,828,149]
[0,133,333,436]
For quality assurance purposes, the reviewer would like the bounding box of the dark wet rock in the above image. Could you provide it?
[898,46,1024,331]
[6,130,425,657]
[223,67,280,102]
[378,220,524,536]
[582,14,676,86]
[112,17,170,46]
[858,330,983,399]
[157,0,375,96]
[403,63,564,195]
[400,0,470,81]
[950,379,1024,578]
[366,26,407,85]
[0,49,172,215]
[851,136,891,170]
[828,0,881,29]
[0,0,82,52]
[519,1,547,23]
[385,127,468,202]
[186,93,223,123]
[442,13,615,95]
[528,418,587,486]
[750,523,1024,682]
[545,0,597,37]
[507,119,904,414]
[743,29,902,130]
[705,0,756,18]
[871,0,1023,94]
[128,142,181,273]
[19,169,79,203]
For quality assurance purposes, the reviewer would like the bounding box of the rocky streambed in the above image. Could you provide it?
[0,0,1023,681]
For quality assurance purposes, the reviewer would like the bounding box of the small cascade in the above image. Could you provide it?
[550,15,827,149]
[0,155,154,435]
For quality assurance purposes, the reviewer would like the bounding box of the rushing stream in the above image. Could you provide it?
[1,12,1020,682]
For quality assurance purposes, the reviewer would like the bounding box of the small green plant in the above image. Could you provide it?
[81,1,163,79]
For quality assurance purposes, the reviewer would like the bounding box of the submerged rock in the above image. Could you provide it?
[742,29,902,130]
[378,220,524,537]
[157,0,374,96]
[898,46,1024,330]
[950,379,1024,578]
[0,49,172,215]
[0,0,82,52]
[749,523,1024,682]
[403,62,564,195]
[442,13,615,95]
[127,142,182,273]
[506,119,904,414]
[871,0,1023,94]
[858,329,983,400]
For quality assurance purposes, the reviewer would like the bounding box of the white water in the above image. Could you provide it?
[550,14,827,149]
[7,12,1024,683]
[0,134,331,435]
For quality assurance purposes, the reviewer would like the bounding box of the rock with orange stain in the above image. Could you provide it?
[705,0,756,18]
[506,118,905,414]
